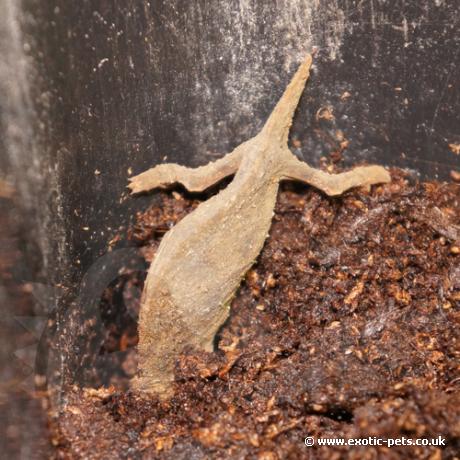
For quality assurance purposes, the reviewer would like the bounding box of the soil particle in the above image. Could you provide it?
[52,169,460,459]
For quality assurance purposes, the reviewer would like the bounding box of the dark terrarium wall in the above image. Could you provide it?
[1,0,459,391]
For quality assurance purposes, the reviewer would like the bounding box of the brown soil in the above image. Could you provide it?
[51,169,460,459]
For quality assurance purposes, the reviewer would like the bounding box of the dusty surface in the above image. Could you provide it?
[0,194,51,459]
[52,170,460,459]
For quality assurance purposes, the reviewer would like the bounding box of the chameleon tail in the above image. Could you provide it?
[261,54,312,144]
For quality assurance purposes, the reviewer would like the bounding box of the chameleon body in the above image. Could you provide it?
[128,56,390,397]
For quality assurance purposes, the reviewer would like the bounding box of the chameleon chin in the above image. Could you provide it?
[128,54,391,398]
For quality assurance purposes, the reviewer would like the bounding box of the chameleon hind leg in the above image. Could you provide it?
[128,144,244,194]
[281,155,391,196]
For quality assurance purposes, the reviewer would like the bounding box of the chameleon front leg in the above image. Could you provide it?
[128,145,243,194]
[281,156,391,196]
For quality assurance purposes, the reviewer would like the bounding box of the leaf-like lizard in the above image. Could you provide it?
[128,55,390,398]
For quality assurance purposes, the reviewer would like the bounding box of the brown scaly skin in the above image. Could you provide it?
[128,55,391,398]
